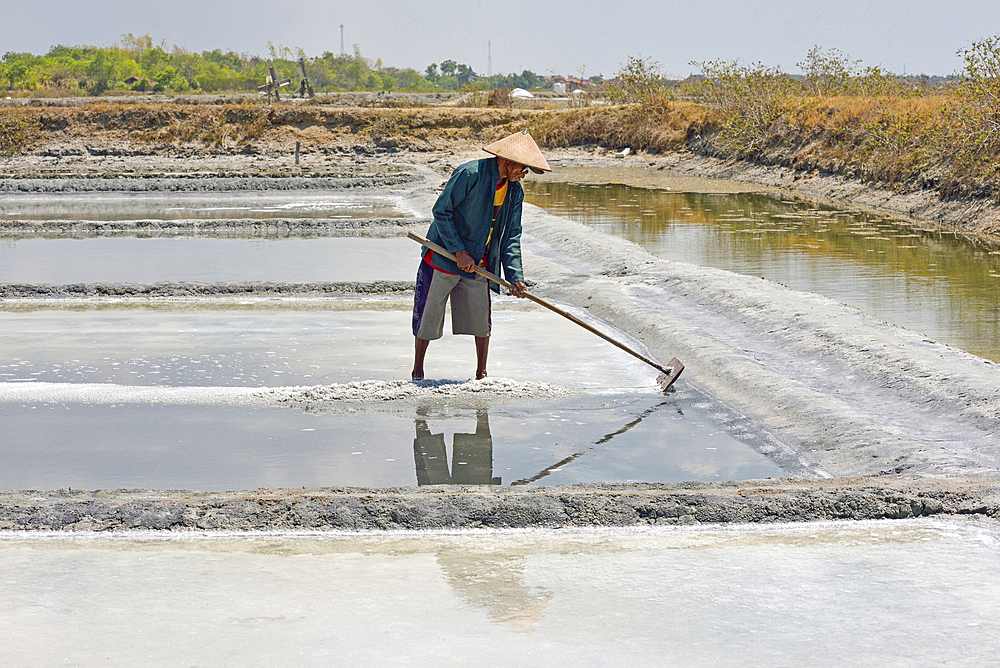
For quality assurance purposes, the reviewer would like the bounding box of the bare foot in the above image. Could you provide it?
[475,369,487,380]
[411,370,424,381]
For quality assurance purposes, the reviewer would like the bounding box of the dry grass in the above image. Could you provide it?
[0,108,42,155]
[127,104,271,145]
[2,102,554,156]
[6,95,1000,202]
[533,94,1000,201]
[11,103,274,147]
[533,101,711,153]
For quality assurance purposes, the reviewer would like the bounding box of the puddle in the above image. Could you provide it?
[0,395,782,490]
[2,519,998,666]
[0,190,417,221]
[0,237,420,283]
[526,181,1000,362]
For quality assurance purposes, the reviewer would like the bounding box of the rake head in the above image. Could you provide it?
[656,358,684,392]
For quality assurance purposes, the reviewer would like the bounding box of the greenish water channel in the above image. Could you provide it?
[525,182,1000,362]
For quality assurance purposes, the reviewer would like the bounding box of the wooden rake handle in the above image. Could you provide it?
[407,231,678,379]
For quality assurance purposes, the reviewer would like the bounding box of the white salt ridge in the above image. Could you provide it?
[0,378,576,406]
[272,378,576,404]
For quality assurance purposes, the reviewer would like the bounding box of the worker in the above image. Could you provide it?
[411,129,551,381]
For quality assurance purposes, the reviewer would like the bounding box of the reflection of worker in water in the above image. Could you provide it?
[436,547,552,632]
[413,409,501,485]
[411,130,551,381]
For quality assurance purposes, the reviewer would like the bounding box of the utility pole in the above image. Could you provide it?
[487,41,492,77]
[340,24,345,57]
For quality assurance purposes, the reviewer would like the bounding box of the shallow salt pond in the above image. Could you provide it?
[0,190,418,221]
[526,179,1000,362]
[0,396,781,490]
[0,236,421,283]
[0,305,784,489]
[3,519,999,666]
[0,306,661,388]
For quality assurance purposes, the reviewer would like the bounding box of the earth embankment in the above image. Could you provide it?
[3,478,998,532]
[4,98,1000,237]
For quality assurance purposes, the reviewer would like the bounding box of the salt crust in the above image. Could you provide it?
[271,378,576,404]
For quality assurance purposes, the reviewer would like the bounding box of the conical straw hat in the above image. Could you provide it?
[483,130,551,173]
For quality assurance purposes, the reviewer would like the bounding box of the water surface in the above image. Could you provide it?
[526,181,1000,361]
[0,308,661,389]
[0,304,785,488]
[0,398,781,490]
[0,237,420,283]
[0,190,416,221]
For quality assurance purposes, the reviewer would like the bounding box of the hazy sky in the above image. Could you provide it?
[5,0,999,78]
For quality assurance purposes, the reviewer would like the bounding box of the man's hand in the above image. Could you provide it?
[455,250,475,273]
[509,281,527,298]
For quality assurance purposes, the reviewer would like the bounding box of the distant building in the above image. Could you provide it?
[546,75,599,91]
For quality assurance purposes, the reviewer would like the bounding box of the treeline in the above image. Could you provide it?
[0,34,552,96]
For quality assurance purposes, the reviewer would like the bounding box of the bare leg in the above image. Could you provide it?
[475,336,489,380]
[412,337,430,380]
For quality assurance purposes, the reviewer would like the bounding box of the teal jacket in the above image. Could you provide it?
[423,157,524,291]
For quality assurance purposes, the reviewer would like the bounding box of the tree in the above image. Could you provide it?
[952,35,1000,158]
[116,33,154,63]
[172,47,201,89]
[152,66,186,92]
[511,70,543,90]
[203,49,246,71]
[455,63,474,86]
[140,46,169,72]
[797,46,905,97]
[85,49,117,94]
[3,52,39,90]
[797,46,857,96]
[686,58,799,153]
[606,55,666,104]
